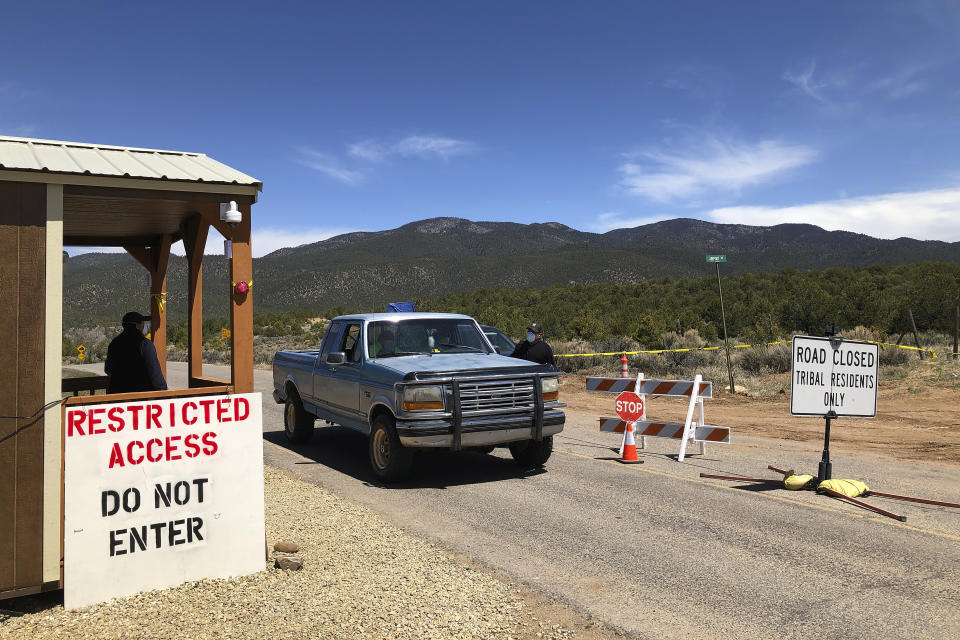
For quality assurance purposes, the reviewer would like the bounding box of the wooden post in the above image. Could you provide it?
[149,235,172,378]
[954,305,958,361]
[907,309,923,360]
[124,236,172,378]
[183,216,209,383]
[230,204,254,393]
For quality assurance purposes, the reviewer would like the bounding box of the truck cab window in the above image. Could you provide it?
[342,323,362,362]
[320,323,343,359]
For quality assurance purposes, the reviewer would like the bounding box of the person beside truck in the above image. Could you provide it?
[509,322,555,366]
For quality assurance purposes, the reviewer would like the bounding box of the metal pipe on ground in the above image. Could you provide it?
[866,491,960,510]
[818,486,907,522]
[699,473,781,483]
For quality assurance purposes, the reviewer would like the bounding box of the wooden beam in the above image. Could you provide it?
[123,245,155,272]
[230,203,254,393]
[193,201,235,241]
[148,234,172,380]
[63,184,257,204]
[63,386,233,407]
[71,231,183,248]
[70,235,155,247]
[182,215,209,381]
[2,170,260,199]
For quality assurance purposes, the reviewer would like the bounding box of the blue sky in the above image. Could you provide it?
[3,1,959,256]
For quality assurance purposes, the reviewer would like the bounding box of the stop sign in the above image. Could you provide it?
[615,391,644,422]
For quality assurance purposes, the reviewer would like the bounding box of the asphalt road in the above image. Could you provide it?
[75,363,960,639]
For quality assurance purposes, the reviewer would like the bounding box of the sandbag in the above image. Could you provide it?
[784,474,815,490]
[818,478,869,497]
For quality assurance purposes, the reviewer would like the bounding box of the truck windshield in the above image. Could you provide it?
[368,319,492,357]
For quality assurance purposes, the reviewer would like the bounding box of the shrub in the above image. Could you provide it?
[738,344,792,375]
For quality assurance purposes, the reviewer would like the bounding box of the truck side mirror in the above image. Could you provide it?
[326,351,346,365]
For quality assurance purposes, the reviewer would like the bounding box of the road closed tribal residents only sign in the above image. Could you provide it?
[63,393,265,610]
[791,336,879,418]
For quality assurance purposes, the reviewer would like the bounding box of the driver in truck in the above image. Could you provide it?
[370,324,397,357]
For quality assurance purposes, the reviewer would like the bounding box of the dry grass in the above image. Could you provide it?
[555,328,958,398]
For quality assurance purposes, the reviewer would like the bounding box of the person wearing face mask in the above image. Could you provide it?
[105,311,168,393]
[509,322,555,366]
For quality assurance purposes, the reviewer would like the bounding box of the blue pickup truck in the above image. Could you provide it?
[273,312,565,481]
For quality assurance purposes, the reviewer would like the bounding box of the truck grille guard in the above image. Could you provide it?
[395,372,560,451]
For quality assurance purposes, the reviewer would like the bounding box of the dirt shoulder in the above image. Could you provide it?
[560,364,960,467]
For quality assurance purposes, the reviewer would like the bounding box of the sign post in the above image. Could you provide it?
[706,255,734,394]
[791,332,879,480]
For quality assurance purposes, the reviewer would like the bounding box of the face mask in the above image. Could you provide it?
[526,332,536,343]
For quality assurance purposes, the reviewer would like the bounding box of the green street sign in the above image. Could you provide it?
[706,254,727,263]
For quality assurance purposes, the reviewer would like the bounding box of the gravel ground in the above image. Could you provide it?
[0,466,580,640]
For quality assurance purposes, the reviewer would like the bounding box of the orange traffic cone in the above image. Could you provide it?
[620,353,629,378]
[618,422,643,464]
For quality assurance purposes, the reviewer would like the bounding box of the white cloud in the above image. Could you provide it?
[249,226,358,257]
[348,135,475,162]
[294,147,365,185]
[707,187,960,242]
[176,226,358,257]
[347,140,387,162]
[869,65,928,99]
[619,138,818,203]
[587,211,674,232]
[393,135,474,159]
[783,60,837,104]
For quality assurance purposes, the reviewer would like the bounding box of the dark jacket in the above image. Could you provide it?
[510,339,555,366]
[105,326,168,393]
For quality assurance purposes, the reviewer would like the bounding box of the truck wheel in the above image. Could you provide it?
[369,414,413,482]
[509,436,553,469]
[284,392,314,444]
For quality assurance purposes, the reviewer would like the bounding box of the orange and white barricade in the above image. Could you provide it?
[587,373,730,461]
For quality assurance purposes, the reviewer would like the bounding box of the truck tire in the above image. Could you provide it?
[284,392,314,444]
[509,436,553,469]
[369,414,413,482]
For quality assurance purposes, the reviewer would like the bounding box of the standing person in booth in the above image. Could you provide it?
[105,311,168,393]
[510,322,555,366]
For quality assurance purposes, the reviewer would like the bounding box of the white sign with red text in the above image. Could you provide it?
[63,393,265,610]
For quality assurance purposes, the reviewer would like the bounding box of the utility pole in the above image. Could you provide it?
[707,254,735,394]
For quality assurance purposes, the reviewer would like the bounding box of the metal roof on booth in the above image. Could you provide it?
[0,135,261,188]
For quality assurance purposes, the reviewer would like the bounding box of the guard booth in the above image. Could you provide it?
[0,135,261,600]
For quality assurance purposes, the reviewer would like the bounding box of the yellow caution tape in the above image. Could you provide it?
[554,341,789,358]
[151,292,166,314]
[555,339,939,359]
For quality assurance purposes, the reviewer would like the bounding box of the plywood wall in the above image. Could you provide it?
[0,180,47,594]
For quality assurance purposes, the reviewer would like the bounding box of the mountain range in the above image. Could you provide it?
[63,217,960,326]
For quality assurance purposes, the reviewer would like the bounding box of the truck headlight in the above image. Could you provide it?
[542,377,559,402]
[402,385,444,411]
